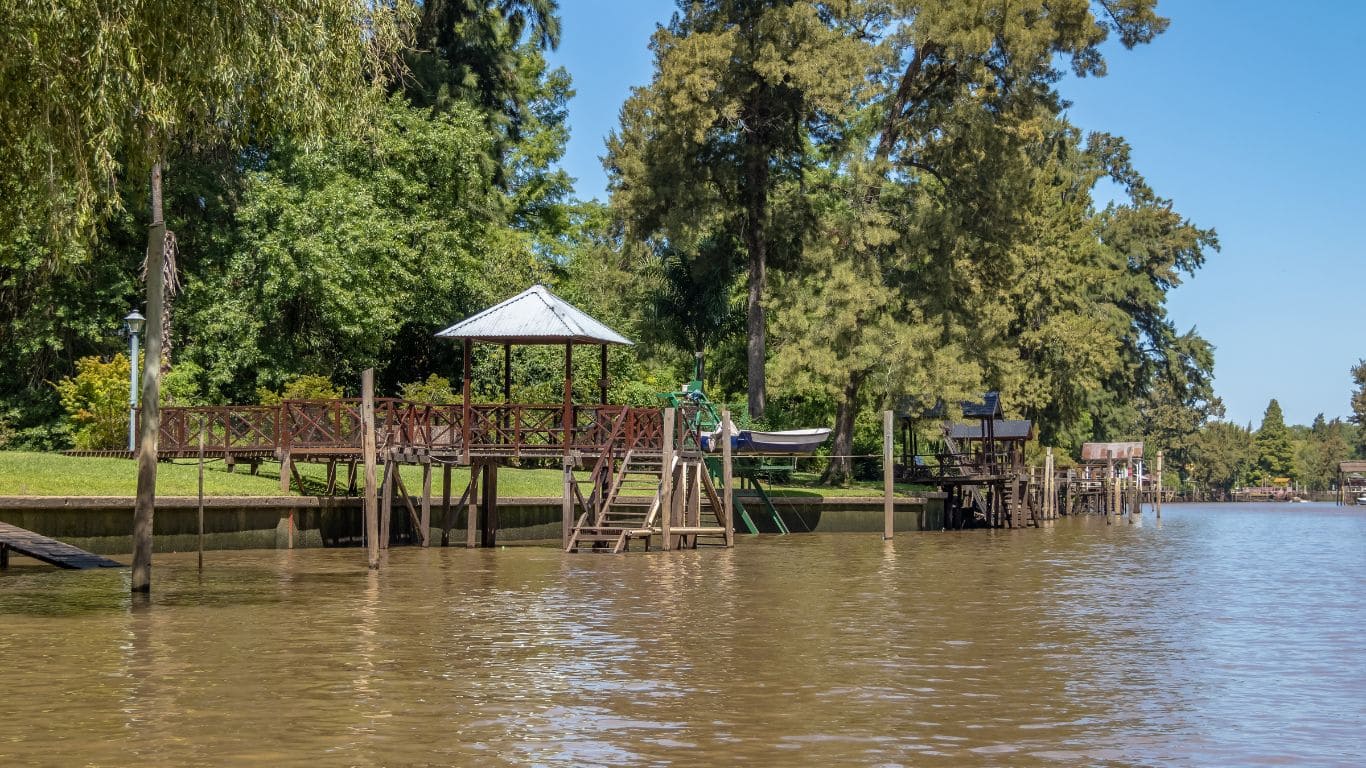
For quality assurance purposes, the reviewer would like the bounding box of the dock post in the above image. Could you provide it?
[883,409,894,540]
[198,421,206,570]
[1155,450,1163,518]
[466,464,480,548]
[562,456,574,548]
[0,543,7,569]
[441,463,452,546]
[362,369,379,569]
[420,459,432,547]
[380,457,393,550]
[1044,448,1053,520]
[482,463,498,547]
[721,409,734,546]
[661,408,675,551]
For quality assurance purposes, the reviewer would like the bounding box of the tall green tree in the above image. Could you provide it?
[1254,398,1296,482]
[768,1,1183,482]
[1351,360,1366,457]
[607,0,869,419]
[1188,421,1256,497]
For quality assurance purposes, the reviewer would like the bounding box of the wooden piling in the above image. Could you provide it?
[361,369,379,569]
[420,459,432,547]
[562,457,574,549]
[883,409,894,540]
[466,463,481,548]
[441,463,452,546]
[481,463,499,547]
[661,408,675,551]
[198,421,205,571]
[721,409,734,547]
[1155,450,1164,518]
[380,458,393,550]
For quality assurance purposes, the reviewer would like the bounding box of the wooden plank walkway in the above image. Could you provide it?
[0,522,123,569]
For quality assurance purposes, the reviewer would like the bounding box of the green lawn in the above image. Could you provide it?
[0,451,927,498]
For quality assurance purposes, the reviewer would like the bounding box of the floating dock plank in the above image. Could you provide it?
[0,522,123,569]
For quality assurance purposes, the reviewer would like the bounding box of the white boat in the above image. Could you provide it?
[735,428,831,454]
[1357,495,1366,505]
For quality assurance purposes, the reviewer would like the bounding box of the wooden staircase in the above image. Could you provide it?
[566,450,731,554]
[566,450,665,553]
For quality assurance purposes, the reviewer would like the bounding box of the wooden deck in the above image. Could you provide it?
[142,400,667,463]
[0,521,123,569]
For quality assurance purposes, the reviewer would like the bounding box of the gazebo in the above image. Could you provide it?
[435,283,633,460]
[432,284,639,546]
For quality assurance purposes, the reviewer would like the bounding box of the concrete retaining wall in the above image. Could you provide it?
[0,494,943,555]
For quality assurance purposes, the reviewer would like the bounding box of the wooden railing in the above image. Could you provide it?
[149,400,668,458]
[899,450,1015,480]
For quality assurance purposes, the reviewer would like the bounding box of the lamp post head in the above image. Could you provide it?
[123,310,145,337]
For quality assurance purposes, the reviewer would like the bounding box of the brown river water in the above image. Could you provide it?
[2,502,1364,767]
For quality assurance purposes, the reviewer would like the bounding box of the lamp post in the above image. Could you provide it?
[123,310,146,452]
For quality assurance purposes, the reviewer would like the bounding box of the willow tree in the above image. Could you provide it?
[0,0,408,592]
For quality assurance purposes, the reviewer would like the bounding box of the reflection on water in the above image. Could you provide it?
[2,504,1364,766]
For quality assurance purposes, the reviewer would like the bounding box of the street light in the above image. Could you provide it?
[123,310,145,452]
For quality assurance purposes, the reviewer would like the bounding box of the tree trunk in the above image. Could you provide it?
[742,122,769,420]
[132,158,165,593]
[822,372,863,485]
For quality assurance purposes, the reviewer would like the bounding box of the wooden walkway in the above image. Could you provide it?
[0,522,124,569]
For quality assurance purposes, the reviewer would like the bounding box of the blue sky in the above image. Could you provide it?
[547,0,1365,427]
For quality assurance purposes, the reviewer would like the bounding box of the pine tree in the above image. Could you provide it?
[1254,399,1297,482]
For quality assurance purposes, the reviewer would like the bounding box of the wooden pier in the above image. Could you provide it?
[0,521,123,569]
[894,393,1035,529]
[132,285,734,556]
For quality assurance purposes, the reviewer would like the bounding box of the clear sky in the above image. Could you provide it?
[547,0,1366,428]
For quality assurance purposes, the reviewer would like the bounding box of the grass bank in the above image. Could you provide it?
[0,452,928,498]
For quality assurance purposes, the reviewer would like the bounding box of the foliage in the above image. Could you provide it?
[400,375,458,404]
[1253,399,1297,482]
[1187,421,1256,495]
[257,375,344,406]
[180,97,504,402]
[54,355,132,450]
[1352,360,1366,457]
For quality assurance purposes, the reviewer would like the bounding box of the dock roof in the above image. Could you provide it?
[435,284,633,345]
[1081,441,1144,460]
[947,419,1035,441]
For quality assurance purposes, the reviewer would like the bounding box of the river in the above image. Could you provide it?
[1,502,1363,766]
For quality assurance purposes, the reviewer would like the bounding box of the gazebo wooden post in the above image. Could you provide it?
[599,344,608,404]
[563,342,574,452]
[503,343,511,434]
[462,339,472,464]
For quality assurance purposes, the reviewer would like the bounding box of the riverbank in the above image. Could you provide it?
[0,451,927,498]
[0,493,940,555]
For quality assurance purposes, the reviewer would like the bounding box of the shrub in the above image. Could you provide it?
[400,374,456,404]
[257,374,344,404]
[54,354,132,450]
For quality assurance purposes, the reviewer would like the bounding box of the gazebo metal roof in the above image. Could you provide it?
[435,284,633,345]
[947,419,1035,441]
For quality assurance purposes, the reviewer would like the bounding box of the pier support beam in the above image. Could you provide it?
[721,409,734,547]
[661,408,675,551]
[883,409,894,540]
[362,369,379,569]
[1155,450,1164,519]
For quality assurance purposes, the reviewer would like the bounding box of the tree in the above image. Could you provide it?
[1,0,407,592]
[181,98,505,401]
[764,0,1191,482]
[607,0,869,419]
[1351,360,1366,456]
[1254,398,1296,482]
[1188,421,1256,496]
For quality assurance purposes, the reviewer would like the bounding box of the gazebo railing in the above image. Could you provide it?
[150,400,670,457]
